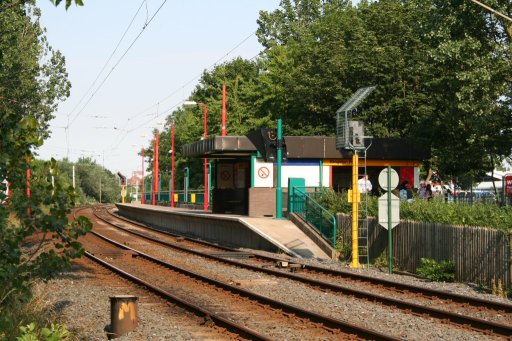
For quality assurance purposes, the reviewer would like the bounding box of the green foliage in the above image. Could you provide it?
[335,240,351,261]
[50,0,84,10]
[147,0,512,187]
[319,188,512,230]
[73,157,120,203]
[144,0,511,188]
[17,322,69,341]
[317,188,378,218]
[0,2,91,338]
[372,252,388,269]
[416,258,455,282]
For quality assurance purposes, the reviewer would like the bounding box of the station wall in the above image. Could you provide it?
[252,158,330,188]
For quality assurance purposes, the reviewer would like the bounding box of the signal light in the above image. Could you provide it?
[117,172,127,186]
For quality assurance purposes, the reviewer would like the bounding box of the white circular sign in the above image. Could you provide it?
[378,168,399,190]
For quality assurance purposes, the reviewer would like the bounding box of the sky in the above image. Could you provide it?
[35,0,282,177]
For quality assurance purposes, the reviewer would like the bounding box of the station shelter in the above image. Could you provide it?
[182,133,426,217]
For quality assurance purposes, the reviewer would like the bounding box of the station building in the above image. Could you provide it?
[182,132,426,217]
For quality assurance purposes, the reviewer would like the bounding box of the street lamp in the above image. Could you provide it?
[183,101,209,211]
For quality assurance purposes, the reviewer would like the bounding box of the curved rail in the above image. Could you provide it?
[86,227,399,341]
[105,206,512,313]
[84,251,271,341]
[94,206,512,337]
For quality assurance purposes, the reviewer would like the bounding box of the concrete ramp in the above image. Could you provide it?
[238,217,329,259]
[115,203,330,260]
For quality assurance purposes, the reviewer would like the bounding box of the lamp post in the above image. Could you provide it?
[183,101,209,211]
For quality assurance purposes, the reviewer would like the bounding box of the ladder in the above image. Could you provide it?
[358,149,370,268]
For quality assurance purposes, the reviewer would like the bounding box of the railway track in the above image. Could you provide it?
[76,205,512,339]
[79,215,398,340]
[98,206,512,331]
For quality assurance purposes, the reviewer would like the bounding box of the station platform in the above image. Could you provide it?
[115,203,331,260]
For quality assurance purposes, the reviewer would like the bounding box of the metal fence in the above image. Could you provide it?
[142,190,205,204]
[337,214,512,289]
[291,187,337,248]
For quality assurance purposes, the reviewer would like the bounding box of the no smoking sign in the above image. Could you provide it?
[258,167,270,179]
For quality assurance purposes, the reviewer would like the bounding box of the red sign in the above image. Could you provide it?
[505,174,512,197]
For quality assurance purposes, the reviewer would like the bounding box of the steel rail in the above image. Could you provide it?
[84,251,271,341]
[105,206,512,314]
[87,228,400,341]
[94,207,512,338]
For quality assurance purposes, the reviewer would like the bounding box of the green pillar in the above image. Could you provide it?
[250,153,255,188]
[276,119,283,219]
[319,159,323,190]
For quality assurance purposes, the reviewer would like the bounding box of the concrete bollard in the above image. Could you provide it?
[109,295,138,338]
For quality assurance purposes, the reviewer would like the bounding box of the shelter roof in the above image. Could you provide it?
[182,135,427,161]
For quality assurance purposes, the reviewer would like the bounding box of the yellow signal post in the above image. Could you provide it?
[350,152,361,268]
[121,185,127,204]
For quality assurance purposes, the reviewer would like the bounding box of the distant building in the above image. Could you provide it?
[128,171,142,187]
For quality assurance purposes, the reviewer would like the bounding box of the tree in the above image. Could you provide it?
[0,2,90,336]
[255,0,512,180]
[73,157,120,203]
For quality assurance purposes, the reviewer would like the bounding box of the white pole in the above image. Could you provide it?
[72,165,76,188]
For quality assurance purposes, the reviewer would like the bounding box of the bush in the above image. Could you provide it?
[318,188,512,230]
[416,258,455,282]
[17,322,69,341]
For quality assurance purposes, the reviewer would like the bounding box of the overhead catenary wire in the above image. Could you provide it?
[65,0,147,121]
[66,0,169,129]
[104,31,260,156]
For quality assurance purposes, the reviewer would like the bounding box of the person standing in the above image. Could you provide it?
[358,174,372,194]
[418,180,427,199]
[425,184,433,201]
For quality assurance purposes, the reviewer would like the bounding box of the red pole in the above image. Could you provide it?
[26,158,30,217]
[203,104,209,211]
[171,123,175,208]
[152,131,159,205]
[221,84,227,136]
[141,148,145,204]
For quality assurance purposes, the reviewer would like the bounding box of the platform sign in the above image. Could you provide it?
[505,174,512,197]
[254,158,273,188]
[378,194,400,229]
[378,168,399,190]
